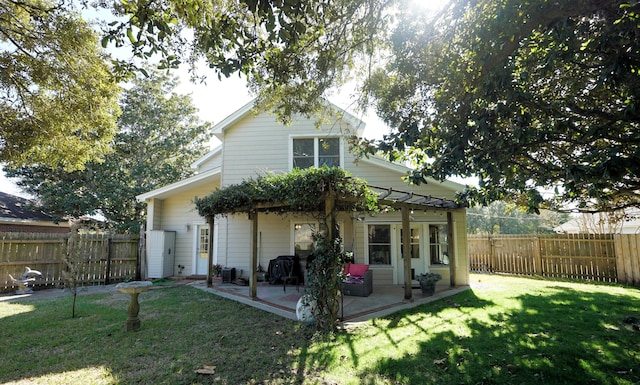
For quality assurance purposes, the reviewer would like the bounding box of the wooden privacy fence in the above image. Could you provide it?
[468,234,640,286]
[0,232,139,291]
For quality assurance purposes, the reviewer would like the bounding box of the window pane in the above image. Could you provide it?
[319,138,339,155]
[429,225,449,265]
[293,157,314,169]
[369,245,391,265]
[199,228,209,259]
[319,156,340,168]
[319,138,340,167]
[293,138,314,169]
[293,138,314,156]
[368,224,391,265]
[400,228,420,259]
[294,223,316,259]
[368,225,390,243]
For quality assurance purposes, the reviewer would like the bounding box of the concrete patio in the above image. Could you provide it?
[2,278,470,323]
[192,279,470,323]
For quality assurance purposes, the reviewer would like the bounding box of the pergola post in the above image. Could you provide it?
[324,194,336,242]
[206,215,215,287]
[447,211,456,287]
[402,206,412,300]
[250,210,258,298]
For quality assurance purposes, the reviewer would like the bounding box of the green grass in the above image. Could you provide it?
[0,274,638,384]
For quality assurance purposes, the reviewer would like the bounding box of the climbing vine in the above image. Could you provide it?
[194,167,379,331]
[195,167,378,217]
[304,235,350,332]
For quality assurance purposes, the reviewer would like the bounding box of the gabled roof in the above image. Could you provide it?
[211,99,366,139]
[0,191,64,223]
[136,167,221,201]
[359,155,466,193]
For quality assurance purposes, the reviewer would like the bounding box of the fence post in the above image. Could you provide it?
[533,237,542,276]
[137,223,145,281]
[489,235,495,272]
[105,238,112,285]
[615,234,640,286]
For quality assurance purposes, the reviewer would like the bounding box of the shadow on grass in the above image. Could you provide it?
[0,286,316,384]
[364,287,640,385]
[2,282,639,385]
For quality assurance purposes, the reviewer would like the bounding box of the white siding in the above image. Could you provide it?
[156,183,218,276]
[352,209,469,286]
[220,112,356,186]
[346,159,457,200]
[197,152,222,172]
[146,105,469,287]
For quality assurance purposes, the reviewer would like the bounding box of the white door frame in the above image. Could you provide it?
[193,222,218,275]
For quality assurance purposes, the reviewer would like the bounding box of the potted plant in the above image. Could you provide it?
[417,272,442,296]
[212,264,222,277]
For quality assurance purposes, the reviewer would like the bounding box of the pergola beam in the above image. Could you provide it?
[368,185,463,211]
[203,182,464,301]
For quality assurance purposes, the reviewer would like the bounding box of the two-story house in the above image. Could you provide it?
[136,100,469,291]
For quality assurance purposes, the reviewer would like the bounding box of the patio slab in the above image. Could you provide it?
[2,278,470,323]
[190,280,470,323]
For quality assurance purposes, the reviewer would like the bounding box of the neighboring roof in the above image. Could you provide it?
[555,215,640,234]
[359,155,466,193]
[0,191,66,224]
[211,99,366,139]
[136,168,221,201]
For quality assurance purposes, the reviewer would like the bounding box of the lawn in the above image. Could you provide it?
[0,274,638,384]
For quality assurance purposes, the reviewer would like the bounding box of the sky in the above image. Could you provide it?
[0,64,394,198]
[0,69,392,198]
[0,0,453,198]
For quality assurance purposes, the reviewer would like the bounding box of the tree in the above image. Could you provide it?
[61,223,88,318]
[467,201,568,235]
[99,0,392,122]
[0,0,121,171]
[364,0,640,213]
[7,69,212,232]
[2,0,391,171]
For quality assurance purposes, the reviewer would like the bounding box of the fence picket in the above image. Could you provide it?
[468,233,638,285]
[1,232,139,291]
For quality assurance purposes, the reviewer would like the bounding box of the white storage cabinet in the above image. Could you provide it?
[147,230,176,278]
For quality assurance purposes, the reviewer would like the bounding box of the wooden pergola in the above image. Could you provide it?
[204,185,465,301]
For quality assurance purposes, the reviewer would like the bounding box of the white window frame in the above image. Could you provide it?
[290,220,345,257]
[289,135,344,170]
[363,221,451,282]
[428,223,450,266]
[364,222,394,266]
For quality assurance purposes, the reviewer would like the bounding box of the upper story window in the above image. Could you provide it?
[292,137,341,169]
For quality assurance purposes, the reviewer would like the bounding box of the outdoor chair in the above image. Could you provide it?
[282,267,299,292]
[267,255,301,292]
[341,263,373,297]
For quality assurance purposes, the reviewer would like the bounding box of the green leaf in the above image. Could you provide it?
[126,27,136,43]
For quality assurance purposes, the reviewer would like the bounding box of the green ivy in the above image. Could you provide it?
[195,167,379,217]
[195,167,379,332]
[304,235,350,332]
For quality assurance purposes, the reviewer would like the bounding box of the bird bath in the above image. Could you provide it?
[116,281,153,331]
